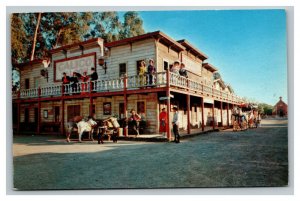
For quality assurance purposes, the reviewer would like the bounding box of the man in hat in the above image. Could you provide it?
[172,106,180,143]
[147,59,156,85]
[179,62,188,78]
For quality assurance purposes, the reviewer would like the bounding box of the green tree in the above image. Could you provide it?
[11,13,29,64]
[120,11,145,39]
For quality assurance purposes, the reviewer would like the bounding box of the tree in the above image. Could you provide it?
[11,13,28,64]
[120,11,145,39]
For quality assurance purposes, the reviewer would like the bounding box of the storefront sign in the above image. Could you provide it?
[203,98,214,104]
[54,53,96,81]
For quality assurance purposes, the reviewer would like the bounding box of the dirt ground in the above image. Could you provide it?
[12,118,288,190]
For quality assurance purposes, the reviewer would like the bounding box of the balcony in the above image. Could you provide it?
[12,71,243,104]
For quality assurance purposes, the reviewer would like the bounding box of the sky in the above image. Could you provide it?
[127,9,287,106]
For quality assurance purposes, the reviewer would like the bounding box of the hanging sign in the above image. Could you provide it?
[203,98,214,104]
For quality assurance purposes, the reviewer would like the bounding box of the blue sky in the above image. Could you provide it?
[124,9,287,105]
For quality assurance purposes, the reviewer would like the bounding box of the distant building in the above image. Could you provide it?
[273,97,288,117]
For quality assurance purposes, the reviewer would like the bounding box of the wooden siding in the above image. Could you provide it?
[106,38,156,80]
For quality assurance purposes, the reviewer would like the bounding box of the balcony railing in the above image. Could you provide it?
[13,71,243,103]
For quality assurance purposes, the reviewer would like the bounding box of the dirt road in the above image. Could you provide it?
[13,118,288,190]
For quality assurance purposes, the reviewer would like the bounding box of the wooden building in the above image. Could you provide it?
[12,31,243,140]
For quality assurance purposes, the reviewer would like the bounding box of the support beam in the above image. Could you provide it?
[61,86,65,136]
[201,97,205,131]
[37,88,41,135]
[123,76,128,137]
[227,102,230,127]
[166,68,171,140]
[220,101,223,127]
[212,101,215,130]
[187,94,191,134]
[17,103,20,135]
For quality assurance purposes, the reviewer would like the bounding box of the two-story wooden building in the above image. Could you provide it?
[12,30,243,140]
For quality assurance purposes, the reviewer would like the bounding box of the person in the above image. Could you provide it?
[70,72,79,94]
[172,106,180,143]
[179,63,188,78]
[159,108,167,136]
[61,72,71,94]
[81,71,89,94]
[138,60,147,87]
[129,109,141,136]
[147,59,156,85]
[171,61,180,75]
[90,67,98,92]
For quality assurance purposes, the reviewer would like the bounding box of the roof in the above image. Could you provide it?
[214,78,226,89]
[202,63,218,72]
[49,38,103,54]
[105,31,186,52]
[177,39,208,60]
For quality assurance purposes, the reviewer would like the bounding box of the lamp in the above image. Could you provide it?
[98,57,107,74]
[41,59,50,82]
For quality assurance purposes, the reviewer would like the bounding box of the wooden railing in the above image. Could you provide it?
[13,71,243,103]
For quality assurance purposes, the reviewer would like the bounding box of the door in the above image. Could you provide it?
[67,105,81,121]
[54,106,60,122]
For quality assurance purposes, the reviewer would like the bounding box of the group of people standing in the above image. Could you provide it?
[138,59,156,86]
[62,67,98,94]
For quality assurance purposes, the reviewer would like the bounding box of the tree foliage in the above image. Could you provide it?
[11,11,145,64]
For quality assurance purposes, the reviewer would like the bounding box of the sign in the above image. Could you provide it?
[54,53,96,81]
[159,94,174,101]
[203,98,214,104]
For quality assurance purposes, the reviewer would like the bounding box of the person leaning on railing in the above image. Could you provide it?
[90,67,98,92]
[81,71,90,94]
[138,60,147,87]
[62,72,71,94]
[147,59,156,85]
[179,63,188,78]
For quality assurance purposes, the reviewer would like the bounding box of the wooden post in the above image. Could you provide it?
[89,82,93,117]
[166,68,171,141]
[212,101,215,130]
[17,102,20,135]
[37,87,41,135]
[61,85,65,136]
[220,101,223,127]
[123,75,128,137]
[187,94,190,134]
[201,97,205,131]
[227,102,230,127]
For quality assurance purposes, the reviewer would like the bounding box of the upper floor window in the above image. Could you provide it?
[163,60,169,71]
[119,63,127,77]
[25,78,30,89]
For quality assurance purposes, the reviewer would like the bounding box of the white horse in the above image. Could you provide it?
[66,117,98,142]
[77,118,98,142]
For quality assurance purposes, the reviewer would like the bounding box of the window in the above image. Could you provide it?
[119,63,127,77]
[67,105,80,121]
[137,101,145,114]
[34,77,39,88]
[163,60,169,71]
[25,79,30,89]
[103,102,111,115]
